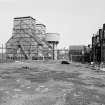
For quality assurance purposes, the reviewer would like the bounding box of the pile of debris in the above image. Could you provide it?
[61,60,70,64]
[90,62,105,72]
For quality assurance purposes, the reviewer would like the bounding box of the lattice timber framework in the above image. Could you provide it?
[6,16,53,60]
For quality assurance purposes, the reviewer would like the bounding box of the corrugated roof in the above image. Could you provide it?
[69,45,85,50]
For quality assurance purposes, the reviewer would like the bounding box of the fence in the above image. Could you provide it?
[0,45,70,63]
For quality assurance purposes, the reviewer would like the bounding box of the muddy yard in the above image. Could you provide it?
[0,61,105,105]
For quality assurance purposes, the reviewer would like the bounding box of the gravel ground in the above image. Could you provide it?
[0,61,105,105]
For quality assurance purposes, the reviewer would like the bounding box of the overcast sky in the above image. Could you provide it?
[0,0,105,48]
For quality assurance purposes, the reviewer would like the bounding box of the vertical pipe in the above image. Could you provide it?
[53,42,55,60]
[37,44,39,60]
[5,45,7,63]
[21,49,22,62]
[71,54,72,62]
[1,44,3,63]
[65,49,66,59]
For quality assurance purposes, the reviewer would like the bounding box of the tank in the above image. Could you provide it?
[45,33,60,60]
[46,33,60,44]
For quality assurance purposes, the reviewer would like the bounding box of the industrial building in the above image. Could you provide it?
[6,16,59,60]
[69,45,86,62]
[91,24,105,63]
[68,45,92,62]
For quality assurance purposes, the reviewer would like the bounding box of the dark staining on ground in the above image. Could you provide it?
[74,65,82,68]
[92,80,105,87]
[0,91,8,104]
[68,79,89,86]
[25,70,81,83]
[65,87,105,105]
[25,72,50,83]
[1,66,105,89]
[0,63,105,104]
[83,77,105,88]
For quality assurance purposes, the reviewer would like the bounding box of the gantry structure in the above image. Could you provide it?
[6,16,52,60]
